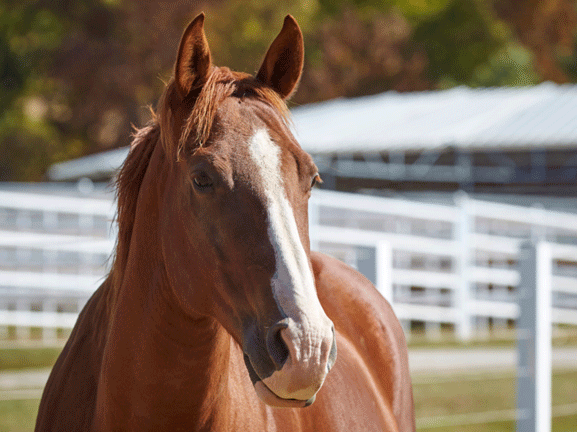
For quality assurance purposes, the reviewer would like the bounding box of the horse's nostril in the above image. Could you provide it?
[327,326,337,372]
[266,321,289,371]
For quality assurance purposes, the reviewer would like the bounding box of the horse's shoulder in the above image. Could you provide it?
[35,279,111,432]
[311,251,415,432]
[311,251,398,329]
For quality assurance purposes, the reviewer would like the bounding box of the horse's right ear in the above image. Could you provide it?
[174,13,212,99]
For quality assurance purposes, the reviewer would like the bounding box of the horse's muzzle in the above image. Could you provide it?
[244,317,337,407]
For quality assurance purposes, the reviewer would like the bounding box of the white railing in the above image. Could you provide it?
[309,190,577,340]
[1,186,577,342]
[0,189,114,340]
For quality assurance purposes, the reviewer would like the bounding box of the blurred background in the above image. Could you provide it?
[2,0,577,431]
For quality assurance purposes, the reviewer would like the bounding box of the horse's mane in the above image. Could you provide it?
[109,119,160,295]
[107,66,290,305]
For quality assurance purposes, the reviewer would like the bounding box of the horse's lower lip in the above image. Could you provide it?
[254,381,315,408]
[244,355,315,407]
[244,351,318,407]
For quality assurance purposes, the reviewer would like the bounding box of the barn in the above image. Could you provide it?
[49,82,577,199]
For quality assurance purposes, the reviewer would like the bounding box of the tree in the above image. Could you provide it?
[2,0,576,181]
[494,0,577,83]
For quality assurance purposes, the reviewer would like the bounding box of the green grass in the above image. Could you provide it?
[0,345,576,431]
[417,418,577,432]
[0,348,62,371]
[407,327,577,350]
[413,370,577,431]
[0,400,40,432]
[1,371,575,432]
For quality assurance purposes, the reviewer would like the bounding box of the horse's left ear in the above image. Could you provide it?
[256,15,304,100]
[174,13,212,99]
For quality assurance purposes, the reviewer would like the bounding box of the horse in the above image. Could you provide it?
[35,14,415,432]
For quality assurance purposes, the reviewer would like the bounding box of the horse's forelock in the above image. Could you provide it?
[158,67,291,161]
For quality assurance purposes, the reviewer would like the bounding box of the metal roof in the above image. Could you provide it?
[48,147,129,181]
[48,83,577,180]
[291,82,577,153]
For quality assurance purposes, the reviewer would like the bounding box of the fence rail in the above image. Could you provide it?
[1,187,577,341]
[309,189,577,340]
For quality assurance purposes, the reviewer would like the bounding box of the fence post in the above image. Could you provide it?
[517,241,552,432]
[455,191,472,341]
[376,241,393,306]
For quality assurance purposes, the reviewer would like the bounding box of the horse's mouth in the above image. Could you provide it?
[254,380,315,408]
[243,354,315,408]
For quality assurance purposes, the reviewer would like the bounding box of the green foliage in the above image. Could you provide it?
[204,0,320,75]
[393,0,454,21]
[0,1,115,180]
[413,0,503,84]
[557,31,577,82]
[0,2,66,180]
[469,43,540,87]
[0,3,66,113]
[315,0,453,20]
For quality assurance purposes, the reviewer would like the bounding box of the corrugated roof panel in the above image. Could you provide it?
[477,85,577,148]
[292,83,570,153]
[537,88,577,145]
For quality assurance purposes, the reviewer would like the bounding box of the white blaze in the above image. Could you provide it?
[248,129,331,400]
[248,129,321,321]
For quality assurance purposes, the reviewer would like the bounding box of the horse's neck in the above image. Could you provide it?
[95,255,237,430]
[94,153,237,431]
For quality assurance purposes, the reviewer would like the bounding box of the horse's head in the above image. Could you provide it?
[156,14,336,408]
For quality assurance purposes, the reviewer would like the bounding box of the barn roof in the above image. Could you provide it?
[291,82,577,154]
[48,83,577,181]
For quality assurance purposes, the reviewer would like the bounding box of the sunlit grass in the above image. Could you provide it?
[0,399,40,432]
[413,370,577,431]
[0,348,61,371]
[0,345,575,431]
[407,326,577,349]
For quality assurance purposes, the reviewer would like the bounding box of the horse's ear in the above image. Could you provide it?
[256,15,304,100]
[174,13,212,99]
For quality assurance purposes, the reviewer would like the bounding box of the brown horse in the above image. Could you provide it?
[36,14,414,432]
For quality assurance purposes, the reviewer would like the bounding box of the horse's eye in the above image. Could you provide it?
[193,172,214,191]
[311,173,322,190]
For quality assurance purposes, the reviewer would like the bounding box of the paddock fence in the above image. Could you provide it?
[309,190,577,341]
[0,189,115,340]
[1,187,577,342]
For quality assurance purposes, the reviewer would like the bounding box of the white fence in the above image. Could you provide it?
[0,189,115,340]
[308,190,577,340]
[1,187,577,341]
